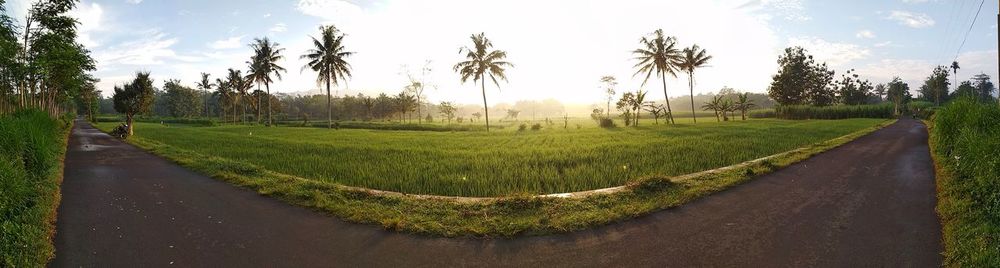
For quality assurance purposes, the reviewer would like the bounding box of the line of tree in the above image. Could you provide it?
[0,0,96,117]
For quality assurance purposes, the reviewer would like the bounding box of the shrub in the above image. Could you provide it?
[931,98,1000,266]
[531,123,542,131]
[0,110,68,266]
[518,123,527,131]
[598,118,616,128]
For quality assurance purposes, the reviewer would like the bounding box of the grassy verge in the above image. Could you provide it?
[0,110,71,266]
[927,98,1000,266]
[96,119,891,237]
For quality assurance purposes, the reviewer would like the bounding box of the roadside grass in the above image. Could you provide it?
[98,119,884,197]
[928,98,1000,267]
[0,110,71,266]
[95,119,890,237]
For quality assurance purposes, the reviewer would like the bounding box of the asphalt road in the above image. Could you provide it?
[51,118,941,267]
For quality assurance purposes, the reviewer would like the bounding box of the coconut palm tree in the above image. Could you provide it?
[249,37,286,126]
[734,92,756,120]
[453,32,513,132]
[632,90,647,126]
[677,44,712,123]
[196,73,214,118]
[632,29,682,125]
[301,25,354,129]
[225,68,247,123]
[246,59,263,123]
[213,77,232,123]
[950,61,960,94]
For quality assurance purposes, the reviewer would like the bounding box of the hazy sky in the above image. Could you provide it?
[5,0,999,105]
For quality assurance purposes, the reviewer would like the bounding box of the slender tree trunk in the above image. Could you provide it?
[326,79,332,129]
[606,98,611,119]
[126,114,134,136]
[661,75,675,125]
[266,82,272,126]
[481,81,490,132]
[688,72,697,123]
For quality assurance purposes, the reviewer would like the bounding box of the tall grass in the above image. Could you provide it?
[774,103,894,119]
[931,98,1000,266]
[100,119,885,197]
[0,110,70,266]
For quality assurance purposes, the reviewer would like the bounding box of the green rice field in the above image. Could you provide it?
[99,118,886,197]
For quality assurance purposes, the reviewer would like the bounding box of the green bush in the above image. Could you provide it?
[931,98,1000,266]
[774,103,893,120]
[0,109,69,266]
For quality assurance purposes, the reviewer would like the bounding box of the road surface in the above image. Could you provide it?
[52,118,941,267]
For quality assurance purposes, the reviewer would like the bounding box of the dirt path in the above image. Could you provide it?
[51,118,941,267]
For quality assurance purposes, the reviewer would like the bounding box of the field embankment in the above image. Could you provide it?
[929,98,1000,266]
[0,110,71,266]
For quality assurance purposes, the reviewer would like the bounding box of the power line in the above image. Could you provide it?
[952,0,986,62]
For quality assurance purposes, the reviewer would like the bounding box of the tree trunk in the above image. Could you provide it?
[661,75,675,125]
[126,114,134,136]
[266,82,272,126]
[326,79,332,129]
[689,72,697,124]
[481,81,490,132]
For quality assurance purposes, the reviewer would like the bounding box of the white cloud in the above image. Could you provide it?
[296,0,365,25]
[787,37,870,67]
[69,2,104,48]
[856,30,875,39]
[126,0,142,4]
[873,41,898,48]
[739,0,811,21]
[855,50,998,90]
[901,0,931,3]
[269,23,287,33]
[887,10,935,28]
[93,29,183,66]
[207,36,245,50]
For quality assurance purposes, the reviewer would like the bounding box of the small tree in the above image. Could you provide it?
[471,112,482,122]
[702,95,723,122]
[643,103,666,124]
[616,92,636,126]
[733,92,755,120]
[439,101,456,123]
[164,79,203,118]
[113,72,156,136]
[886,77,911,116]
[600,76,617,118]
[505,109,520,121]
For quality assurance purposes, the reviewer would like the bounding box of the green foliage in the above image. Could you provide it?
[774,103,894,120]
[302,25,354,128]
[163,79,203,118]
[931,98,1000,266]
[99,119,885,197]
[112,72,155,122]
[919,66,951,106]
[835,69,874,105]
[0,110,69,266]
[768,46,835,106]
[632,29,681,124]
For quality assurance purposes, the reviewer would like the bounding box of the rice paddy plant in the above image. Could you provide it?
[106,119,884,197]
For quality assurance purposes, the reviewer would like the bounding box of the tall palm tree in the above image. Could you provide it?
[225,68,247,123]
[301,25,353,129]
[677,44,712,123]
[250,37,286,126]
[196,73,215,118]
[213,77,232,123]
[633,29,682,125]
[453,32,513,132]
[246,59,261,123]
[950,61,960,94]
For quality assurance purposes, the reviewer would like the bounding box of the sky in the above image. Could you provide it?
[4,0,999,105]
